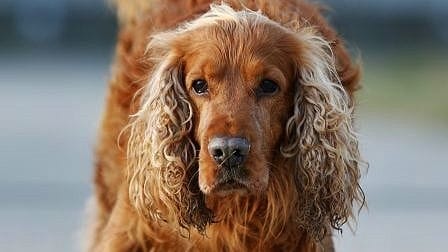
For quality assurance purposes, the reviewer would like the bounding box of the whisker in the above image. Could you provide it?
[187,168,200,189]
[218,150,238,168]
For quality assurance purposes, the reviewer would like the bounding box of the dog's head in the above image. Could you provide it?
[128,4,364,240]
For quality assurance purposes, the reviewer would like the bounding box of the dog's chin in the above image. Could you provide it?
[199,177,268,197]
[209,179,250,197]
[200,180,246,196]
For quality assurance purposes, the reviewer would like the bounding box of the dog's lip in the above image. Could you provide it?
[209,179,249,196]
[216,179,245,189]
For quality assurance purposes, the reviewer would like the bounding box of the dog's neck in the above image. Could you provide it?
[196,193,314,251]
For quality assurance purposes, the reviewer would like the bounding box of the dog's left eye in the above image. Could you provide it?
[192,79,208,95]
[257,79,279,96]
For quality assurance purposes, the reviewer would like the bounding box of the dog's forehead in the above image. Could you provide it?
[183,37,295,84]
[185,51,265,77]
[181,20,293,59]
[177,18,300,91]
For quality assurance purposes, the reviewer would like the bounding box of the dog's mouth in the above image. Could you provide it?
[209,179,249,196]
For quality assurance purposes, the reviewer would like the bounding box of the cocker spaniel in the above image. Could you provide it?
[88,0,365,251]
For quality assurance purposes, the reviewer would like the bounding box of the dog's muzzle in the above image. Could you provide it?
[207,136,251,194]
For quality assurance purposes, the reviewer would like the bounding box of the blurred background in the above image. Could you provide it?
[0,0,447,251]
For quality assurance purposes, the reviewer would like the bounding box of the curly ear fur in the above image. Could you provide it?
[281,28,365,240]
[127,38,213,233]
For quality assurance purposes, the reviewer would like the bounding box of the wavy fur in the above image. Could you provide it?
[127,51,213,232]
[281,28,364,239]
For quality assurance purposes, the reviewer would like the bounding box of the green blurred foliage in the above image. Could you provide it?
[358,49,448,123]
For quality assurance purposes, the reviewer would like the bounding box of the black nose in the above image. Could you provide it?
[208,137,250,168]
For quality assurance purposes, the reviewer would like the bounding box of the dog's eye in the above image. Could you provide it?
[192,79,208,95]
[257,79,279,96]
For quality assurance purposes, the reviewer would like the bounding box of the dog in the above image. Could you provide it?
[88,0,364,251]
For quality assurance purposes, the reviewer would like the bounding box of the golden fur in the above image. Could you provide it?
[88,1,364,251]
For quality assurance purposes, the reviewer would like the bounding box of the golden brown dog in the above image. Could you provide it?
[88,0,365,251]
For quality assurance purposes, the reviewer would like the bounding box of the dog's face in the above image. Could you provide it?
[180,24,297,196]
[128,5,363,239]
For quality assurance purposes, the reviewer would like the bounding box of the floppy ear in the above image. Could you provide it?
[281,29,365,240]
[126,42,213,233]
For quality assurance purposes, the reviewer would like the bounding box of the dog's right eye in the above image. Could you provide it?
[192,79,208,95]
[256,79,279,97]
